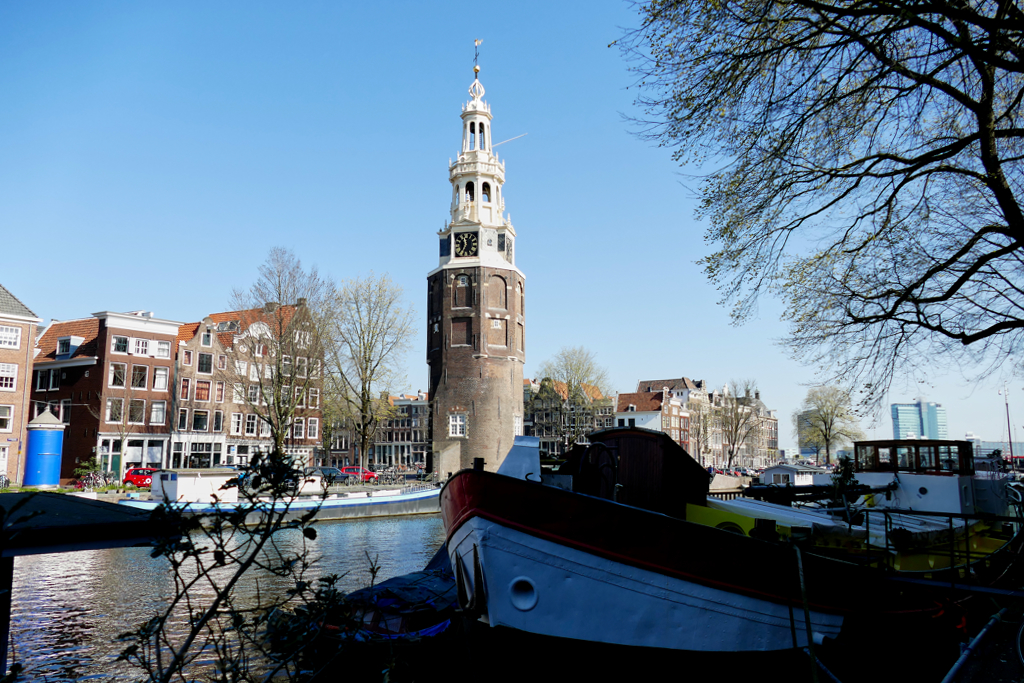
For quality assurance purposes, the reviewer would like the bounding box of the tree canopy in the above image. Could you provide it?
[794,386,865,465]
[619,0,1024,402]
[536,346,610,451]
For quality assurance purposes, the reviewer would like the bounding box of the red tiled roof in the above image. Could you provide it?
[616,391,664,413]
[549,380,603,401]
[178,304,300,350]
[35,318,100,362]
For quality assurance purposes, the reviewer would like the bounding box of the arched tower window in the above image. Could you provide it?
[480,123,486,150]
[469,122,476,150]
[465,182,475,202]
[489,274,507,309]
[482,183,491,202]
[454,185,460,206]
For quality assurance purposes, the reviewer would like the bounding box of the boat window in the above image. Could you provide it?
[896,447,913,470]
[918,445,936,470]
[877,448,891,469]
[938,445,956,472]
[856,444,873,471]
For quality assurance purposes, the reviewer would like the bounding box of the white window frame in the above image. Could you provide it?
[108,363,127,388]
[150,400,166,426]
[448,413,466,437]
[183,350,193,366]
[60,399,71,424]
[292,417,304,440]
[215,381,225,403]
[294,387,304,408]
[131,365,148,390]
[153,366,169,391]
[0,363,18,392]
[35,369,47,391]
[0,326,21,349]
[57,338,70,355]
[128,399,146,425]
[307,417,319,440]
[197,353,214,374]
[217,355,227,370]
[134,338,150,356]
[192,410,209,432]
[111,335,129,354]
[156,340,171,358]
[235,360,247,375]
[295,357,308,378]
[48,368,60,391]
[245,414,258,436]
[259,418,271,437]
[201,332,213,347]
[213,410,223,433]
[178,408,188,430]
[0,405,12,432]
[106,398,124,423]
[194,380,212,402]
[231,413,243,436]
[180,377,191,401]
[307,388,320,409]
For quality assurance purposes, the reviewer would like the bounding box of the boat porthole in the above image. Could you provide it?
[508,576,538,611]
[919,487,928,495]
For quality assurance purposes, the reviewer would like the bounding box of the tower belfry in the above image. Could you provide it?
[427,51,525,475]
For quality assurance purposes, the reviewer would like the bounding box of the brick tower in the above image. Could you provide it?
[427,67,525,476]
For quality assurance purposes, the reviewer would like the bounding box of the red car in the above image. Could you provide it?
[123,467,158,487]
[341,466,378,482]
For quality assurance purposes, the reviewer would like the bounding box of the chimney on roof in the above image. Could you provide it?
[755,390,760,400]
[263,302,279,313]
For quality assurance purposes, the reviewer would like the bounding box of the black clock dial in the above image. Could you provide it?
[455,232,479,257]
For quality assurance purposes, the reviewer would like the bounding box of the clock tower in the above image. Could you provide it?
[427,68,525,476]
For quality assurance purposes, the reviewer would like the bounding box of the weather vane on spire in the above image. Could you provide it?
[474,39,482,78]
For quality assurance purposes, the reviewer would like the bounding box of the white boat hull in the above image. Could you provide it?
[449,515,843,652]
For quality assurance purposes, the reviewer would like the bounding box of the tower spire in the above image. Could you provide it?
[474,39,482,79]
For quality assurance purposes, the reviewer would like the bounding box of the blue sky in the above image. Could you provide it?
[1,1,1018,453]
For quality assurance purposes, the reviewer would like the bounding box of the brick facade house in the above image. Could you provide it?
[32,311,182,482]
[0,284,41,484]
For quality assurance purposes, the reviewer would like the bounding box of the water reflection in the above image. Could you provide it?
[11,514,444,681]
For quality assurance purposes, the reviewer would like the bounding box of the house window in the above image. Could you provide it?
[448,414,466,437]
[180,378,191,400]
[156,341,171,358]
[35,369,48,391]
[60,399,71,424]
[215,381,225,402]
[248,385,260,403]
[150,401,166,425]
[245,414,257,436]
[195,381,211,402]
[282,356,293,377]
[307,388,320,409]
[192,410,209,432]
[0,406,12,432]
[183,350,193,366]
[131,365,148,389]
[295,330,311,347]
[198,353,213,374]
[235,360,247,375]
[106,398,124,423]
[153,366,169,391]
[112,335,129,354]
[217,355,227,370]
[128,399,146,424]
[57,338,70,355]
[295,357,308,378]
[213,410,223,433]
[260,418,271,437]
[231,413,243,436]
[514,415,522,436]
[233,384,245,403]
[311,359,321,378]
[178,408,188,430]
[308,418,319,440]
[294,387,304,408]
[0,326,21,349]
[48,369,60,390]
[134,339,149,356]
[201,332,212,347]
[292,418,305,440]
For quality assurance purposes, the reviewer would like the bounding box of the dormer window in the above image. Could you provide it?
[57,339,71,356]
[628,405,636,412]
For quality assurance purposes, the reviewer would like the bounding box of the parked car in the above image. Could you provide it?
[342,466,378,482]
[304,467,349,485]
[123,467,159,488]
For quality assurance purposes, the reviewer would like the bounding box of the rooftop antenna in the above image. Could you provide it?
[474,39,482,78]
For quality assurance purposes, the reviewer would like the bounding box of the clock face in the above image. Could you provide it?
[454,232,479,257]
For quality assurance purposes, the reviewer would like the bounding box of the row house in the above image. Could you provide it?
[615,390,690,451]
[0,284,41,483]
[32,311,182,482]
[171,303,324,470]
[636,377,708,457]
[372,392,430,469]
[525,378,610,457]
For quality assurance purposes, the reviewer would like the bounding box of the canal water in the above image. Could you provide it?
[9,513,445,681]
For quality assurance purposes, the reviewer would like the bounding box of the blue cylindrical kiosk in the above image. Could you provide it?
[23,410,66,488]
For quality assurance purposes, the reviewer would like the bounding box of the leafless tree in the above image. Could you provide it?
[321,273,414,471]
[225,248,331,461]
[618,0,1024,404]
[686,398,714,465]
[535,347,610,452]
[719,380,761,469]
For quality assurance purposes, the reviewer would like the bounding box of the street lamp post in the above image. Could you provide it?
[1000,384,1015,472]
